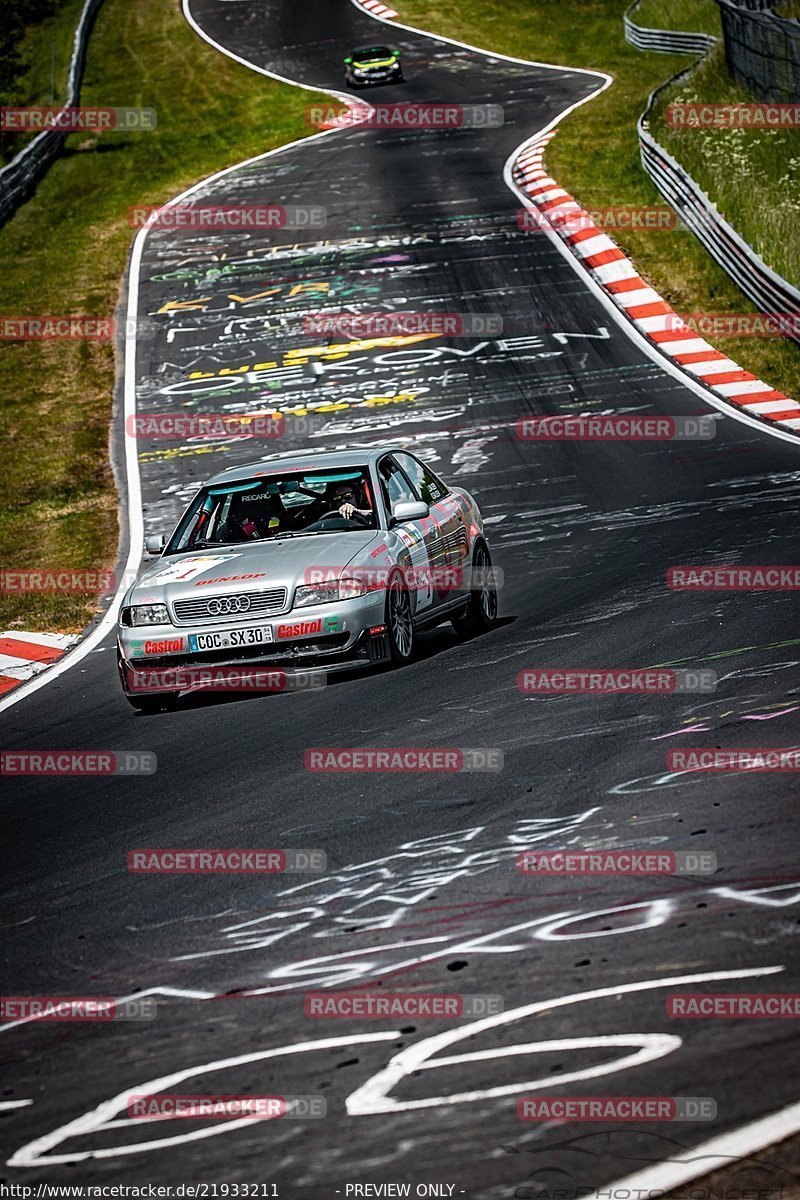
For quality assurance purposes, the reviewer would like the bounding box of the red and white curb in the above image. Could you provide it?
[513,131,800,432]
[0,631,79,696]
[355,0,399,18]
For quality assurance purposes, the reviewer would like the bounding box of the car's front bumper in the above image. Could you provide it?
[345,67,402,85]
[117,593,389,697]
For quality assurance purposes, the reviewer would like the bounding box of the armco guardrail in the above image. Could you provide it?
[638,83,800,345]
[623,1,717,56]
[625,1,800,346]
[0,0,105,228]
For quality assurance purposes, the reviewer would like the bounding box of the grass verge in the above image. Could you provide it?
[0,0,326,633]
[397,0,799,395]
[632,0,720,37]
[653,43,800,285]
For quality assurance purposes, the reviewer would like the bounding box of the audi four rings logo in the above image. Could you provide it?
[206,595,252,615]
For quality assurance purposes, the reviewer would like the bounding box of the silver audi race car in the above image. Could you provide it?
[118,448,498,710]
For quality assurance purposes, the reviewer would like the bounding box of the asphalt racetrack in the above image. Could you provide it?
[1,1,799,1195]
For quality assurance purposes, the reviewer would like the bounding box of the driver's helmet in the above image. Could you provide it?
[329,479,360,509]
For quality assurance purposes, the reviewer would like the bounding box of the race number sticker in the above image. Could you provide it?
[144,554,241,586]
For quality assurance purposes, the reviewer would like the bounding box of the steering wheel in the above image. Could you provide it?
[316,509,371,527]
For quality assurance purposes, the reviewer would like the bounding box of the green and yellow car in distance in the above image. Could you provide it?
[344,45,404,87]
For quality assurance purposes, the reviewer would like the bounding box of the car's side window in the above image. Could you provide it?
[393,452,448,505]
[378,456,415,511]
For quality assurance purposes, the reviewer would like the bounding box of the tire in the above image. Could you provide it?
[452,540,498,638]
[385,571,414,664]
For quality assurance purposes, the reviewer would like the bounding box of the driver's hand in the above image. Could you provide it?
[339,503,356,518]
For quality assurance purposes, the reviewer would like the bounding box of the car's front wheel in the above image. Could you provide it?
[452,540,498,638]
[385,572,414,664]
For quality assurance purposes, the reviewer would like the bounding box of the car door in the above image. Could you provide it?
[378,454,438,616]
[392,451,470,609]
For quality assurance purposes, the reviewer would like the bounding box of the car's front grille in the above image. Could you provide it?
[172,588,288,625]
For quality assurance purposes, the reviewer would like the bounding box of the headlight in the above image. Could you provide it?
[294,577,366,608]
[121,603,170,626]
[294,582,338,608]
[339,574,367,599]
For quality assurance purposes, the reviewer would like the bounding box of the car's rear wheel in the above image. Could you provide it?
[452,540,498,638]
[385,572,414,664]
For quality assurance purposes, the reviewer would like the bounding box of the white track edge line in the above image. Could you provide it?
[605,1098,800,1195]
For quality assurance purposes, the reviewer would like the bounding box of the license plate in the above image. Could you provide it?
[189,626,274,652]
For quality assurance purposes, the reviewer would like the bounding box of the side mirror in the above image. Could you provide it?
[391,500,430,525]
[144,534,167,555]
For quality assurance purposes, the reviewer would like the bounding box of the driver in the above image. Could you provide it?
[331,481,373,521]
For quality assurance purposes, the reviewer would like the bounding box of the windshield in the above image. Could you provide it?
[353,47,393,60]
[167,468,378,552]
